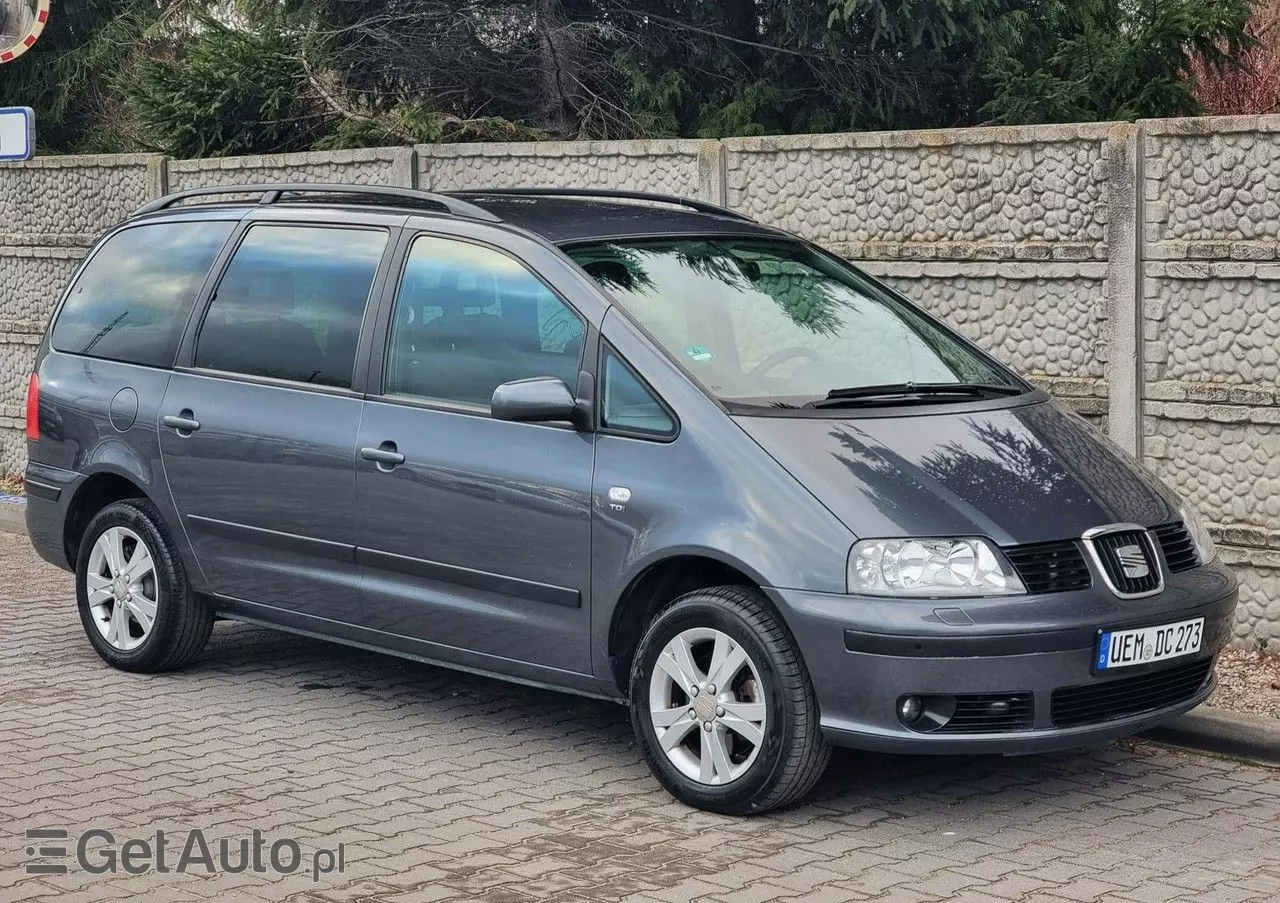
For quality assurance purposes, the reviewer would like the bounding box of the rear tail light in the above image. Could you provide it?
[25,372,39,441]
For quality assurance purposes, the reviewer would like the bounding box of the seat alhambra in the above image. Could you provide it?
[24,184,1235,813]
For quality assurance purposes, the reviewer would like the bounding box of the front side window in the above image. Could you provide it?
[52,220,235,367]
[568,239,1021,410]
[195,225,387,389]
[385,236,585,408]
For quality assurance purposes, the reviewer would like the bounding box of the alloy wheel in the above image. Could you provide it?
[647,627,768,785]
[84,526,158,651]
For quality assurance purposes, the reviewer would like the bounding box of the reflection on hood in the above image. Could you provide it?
[736,400,1179,545]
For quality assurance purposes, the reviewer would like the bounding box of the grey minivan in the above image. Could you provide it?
[25,184,1235,814]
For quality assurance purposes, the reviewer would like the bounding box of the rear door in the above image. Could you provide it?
[158,217,395,622]
[355,229,597,675]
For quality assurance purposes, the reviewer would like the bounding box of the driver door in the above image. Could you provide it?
[355,232,595,675]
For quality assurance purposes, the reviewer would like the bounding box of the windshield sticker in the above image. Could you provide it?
[685,345,713,362]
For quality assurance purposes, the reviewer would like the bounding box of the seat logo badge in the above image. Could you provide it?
[608,487,631,512]
[1115,544,1149,579]
[1082,524,1164,599]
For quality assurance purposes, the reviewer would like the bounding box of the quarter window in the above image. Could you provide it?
[51,220,234,368]
[385,236,585,408]
[602,350,675,438]
[195,225,387,389]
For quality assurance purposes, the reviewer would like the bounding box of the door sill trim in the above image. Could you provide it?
[210,594,611,700]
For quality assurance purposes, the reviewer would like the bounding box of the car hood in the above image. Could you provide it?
[735,399,1180,545]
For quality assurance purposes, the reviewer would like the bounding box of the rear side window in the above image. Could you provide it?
[195,225,387,389]
[51,221,234,368]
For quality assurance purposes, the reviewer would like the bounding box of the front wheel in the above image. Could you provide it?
[629,586,830,814]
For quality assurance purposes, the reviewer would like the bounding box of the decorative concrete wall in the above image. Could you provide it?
[417,139,719,201]
[168,147,416,192]
[1141,117,1280,646]
[2,118,1279,645]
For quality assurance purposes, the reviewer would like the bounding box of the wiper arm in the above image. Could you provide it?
[805,382,1022,409]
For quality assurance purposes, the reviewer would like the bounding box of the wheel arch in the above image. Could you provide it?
[606,549,779,696]
[62,467,155,569]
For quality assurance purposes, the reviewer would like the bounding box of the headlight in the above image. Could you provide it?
[848,537,1026,597]
[1180,505,1217,564]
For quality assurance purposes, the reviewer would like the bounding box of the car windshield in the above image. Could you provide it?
[568,238,1021,408]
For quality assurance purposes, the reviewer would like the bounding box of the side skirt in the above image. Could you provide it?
[209,594,621,703]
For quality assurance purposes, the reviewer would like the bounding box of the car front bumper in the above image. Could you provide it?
[767,560,1238,755]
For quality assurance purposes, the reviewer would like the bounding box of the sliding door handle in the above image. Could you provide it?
[360,444,405,470]
[162,412,201,435]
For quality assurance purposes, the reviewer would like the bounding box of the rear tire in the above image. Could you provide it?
[75,498,212,673]
[630,585,830,814]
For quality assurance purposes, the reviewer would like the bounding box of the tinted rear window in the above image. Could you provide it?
[52,221,234,368]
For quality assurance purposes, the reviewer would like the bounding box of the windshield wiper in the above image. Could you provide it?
[805,382,1023,409]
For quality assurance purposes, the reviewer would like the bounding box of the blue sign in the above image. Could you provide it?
[0,106,35,162]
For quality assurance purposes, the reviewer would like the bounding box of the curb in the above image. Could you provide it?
[1142,706,1280,767]
[0,497,26,535]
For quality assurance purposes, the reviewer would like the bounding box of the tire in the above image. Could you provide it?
[629,586,831,814]
[75,498,212,673]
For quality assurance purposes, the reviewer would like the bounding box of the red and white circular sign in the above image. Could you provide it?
[0,0,51,64]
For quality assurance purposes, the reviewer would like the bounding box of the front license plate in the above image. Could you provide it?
[1096,618,1204,671]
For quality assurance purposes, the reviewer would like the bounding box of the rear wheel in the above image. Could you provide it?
[75,499,212,672]
[630,586,830,814]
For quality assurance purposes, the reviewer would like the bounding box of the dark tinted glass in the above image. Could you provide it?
[385,236,585,408]
[52,221,234,367]
[196,225,387,389]
[603,352,674,437]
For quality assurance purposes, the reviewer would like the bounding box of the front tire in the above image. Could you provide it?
[630,586,830,814]
[75,498,212,673]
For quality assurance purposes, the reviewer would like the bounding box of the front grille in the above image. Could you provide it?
[1050,658,1213,727]
[936,693,1033,733]
[1153,522,1199,573]
[1003,540,1092,594]
[1086,529,1161,596]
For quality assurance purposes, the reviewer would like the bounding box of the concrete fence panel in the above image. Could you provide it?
[167,147,416,192]
[416,140,716,200]
[1141,117,1280,646]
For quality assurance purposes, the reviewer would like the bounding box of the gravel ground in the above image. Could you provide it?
[1208,646,1280,720]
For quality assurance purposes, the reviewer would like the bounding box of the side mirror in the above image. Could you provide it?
[491,377,579,425]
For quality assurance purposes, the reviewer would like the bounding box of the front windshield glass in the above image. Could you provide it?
[568,238,1020,407]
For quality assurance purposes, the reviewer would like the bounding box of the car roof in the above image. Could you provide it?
[448,193,788,245]
[128,184,791,247]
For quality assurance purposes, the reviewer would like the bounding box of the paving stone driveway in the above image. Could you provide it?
[2,530,1278,903]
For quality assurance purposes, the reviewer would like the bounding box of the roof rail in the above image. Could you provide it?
[134,183,504,222]
[449,187,756,223]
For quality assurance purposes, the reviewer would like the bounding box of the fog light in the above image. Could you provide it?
[899,696,924,724]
